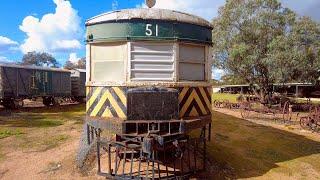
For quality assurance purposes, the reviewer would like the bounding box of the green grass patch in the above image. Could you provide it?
[0,104,86,128]
[18,134,70,151]
[41,134,69,150]
[290,98,320,105]
[212,93,240,103]
[0,128,23,139]
[0,117,64,128]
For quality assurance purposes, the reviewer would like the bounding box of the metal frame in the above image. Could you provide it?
[87,117,211,179]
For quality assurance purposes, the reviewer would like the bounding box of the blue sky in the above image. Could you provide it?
[0,0,143,65]
[0,0,319,79]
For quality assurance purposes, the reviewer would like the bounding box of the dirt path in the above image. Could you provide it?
[0,126,101,180]
[0,105,102,180]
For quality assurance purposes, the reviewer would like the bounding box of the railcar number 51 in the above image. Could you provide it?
[145,24,159,37]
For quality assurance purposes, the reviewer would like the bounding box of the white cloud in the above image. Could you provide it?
[68,53,80,64]
[0,36,19,53]
[0,36,18,46]
[137,1,320,22]
[0,56,9,62]
[138,0,225,21]
[19,0,82,54]
[0,56,16,63]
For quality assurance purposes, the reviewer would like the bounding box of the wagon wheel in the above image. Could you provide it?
[240,102,250,118]
[240,107,250,118]
[315,119,320,132]
[13,100,24,108]
[300,117,310,130]
[223,100,230,109]
[309,105,320,115]
[232,103,240,109]
[282,101,292,122]
[213,100,221,108]
[309,118,319,132]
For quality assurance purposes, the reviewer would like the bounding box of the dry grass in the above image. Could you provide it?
[207,111,320,179]
[212,93,240,103]
[17,134,70,152]
[1,103,320,179]
[0,104,85,158]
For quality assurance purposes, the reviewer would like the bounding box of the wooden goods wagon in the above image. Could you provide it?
[0,63,71,108]
[71,69,86,102]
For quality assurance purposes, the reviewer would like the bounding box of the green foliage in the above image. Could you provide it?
[64,57,86,70]
[0,129,23,139]
[212,0,320,99]
[220,74,246,85]
[21,51,59,67]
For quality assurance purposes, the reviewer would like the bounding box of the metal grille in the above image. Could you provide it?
[130,43,174,81]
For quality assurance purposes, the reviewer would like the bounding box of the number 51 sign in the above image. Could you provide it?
[145,24,159,37]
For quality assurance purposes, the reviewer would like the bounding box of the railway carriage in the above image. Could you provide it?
[0,63,71,108]
[71,69,86,102]
[81,6,213,179]
[0,64,86,108]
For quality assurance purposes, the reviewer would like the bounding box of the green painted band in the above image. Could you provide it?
[86,20,212,44]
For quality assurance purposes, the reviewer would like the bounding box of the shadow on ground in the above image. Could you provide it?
[204,111,320,179]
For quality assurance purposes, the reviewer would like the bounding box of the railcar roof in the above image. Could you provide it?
[0,63,71,73]
[86,8,212,28]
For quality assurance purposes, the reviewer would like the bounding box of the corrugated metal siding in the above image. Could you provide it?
[51,71,71,96]
[179,44,205,81]
[130,43,174,81]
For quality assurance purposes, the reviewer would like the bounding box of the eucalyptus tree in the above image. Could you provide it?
[213,0,320,102]
[21,51,59,68]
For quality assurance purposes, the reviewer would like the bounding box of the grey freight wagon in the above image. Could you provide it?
[71,69,86,102]
[0,63,71,108]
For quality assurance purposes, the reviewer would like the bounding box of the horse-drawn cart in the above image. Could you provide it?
[300,106,320,132]
[240,98,293,122]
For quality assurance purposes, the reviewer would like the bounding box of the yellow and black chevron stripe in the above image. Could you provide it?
[179,87,212,118]
[86,87,127,119]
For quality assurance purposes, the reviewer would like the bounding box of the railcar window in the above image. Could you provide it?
[179,44,205,81]
[130,42,174,81]
[91,43,127,82]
